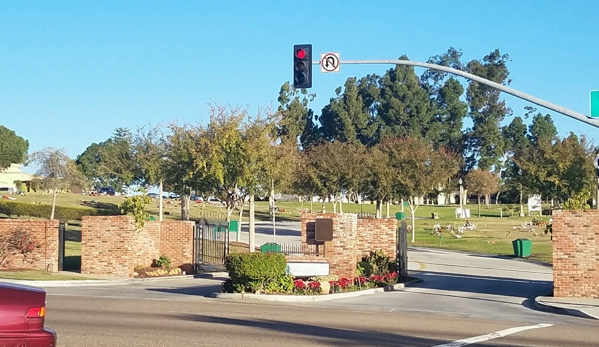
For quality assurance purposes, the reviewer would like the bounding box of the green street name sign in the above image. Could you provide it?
[591,90,599,118]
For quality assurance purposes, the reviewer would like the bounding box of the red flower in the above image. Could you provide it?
[293,279,306,289]
[338,278,352,288]
[308,281,321,289]
[354,276,367,284]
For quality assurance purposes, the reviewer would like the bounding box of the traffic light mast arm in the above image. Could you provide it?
[311,58,599,129]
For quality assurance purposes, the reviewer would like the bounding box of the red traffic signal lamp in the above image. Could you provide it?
[293,44,312,89]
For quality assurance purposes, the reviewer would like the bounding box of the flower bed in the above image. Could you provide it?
[221,249,404,296]
[222,271,400,295]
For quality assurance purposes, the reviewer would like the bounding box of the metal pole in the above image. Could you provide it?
[460,184,464,217]
[313,59,599,128]
[272,179,276,243]
[596,177,599,210]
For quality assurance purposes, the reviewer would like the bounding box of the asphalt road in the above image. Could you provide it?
[307,247,573,325]
[43,245,599,346]
[46,294,599,347]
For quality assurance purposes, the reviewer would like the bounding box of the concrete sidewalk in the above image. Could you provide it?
[534,296,599,320]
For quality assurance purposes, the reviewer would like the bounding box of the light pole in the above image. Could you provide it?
[594,155,599,209]
[459,178,464,218]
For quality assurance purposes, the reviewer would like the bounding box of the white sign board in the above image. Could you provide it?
[455,208,470,218]
[320,52,340,73]
[286,262,329,277]
[528,195,542,212]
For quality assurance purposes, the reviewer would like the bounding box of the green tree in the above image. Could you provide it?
[318,77,379,146]
[0,126,29,171]
[496,116,530,204]
[277,82,317,147]
[100,128,136,191]
[464,169,500,217]
[206,105,251,225]
[421,47,468,154]
[76,142,109,189]
[381,137,461,242]
[465,49,512,171]
[360,144,395,218]
[377,56,438,142]
[27,147,85,220]
[162,123,212,220]
[501,115,531,208]
[528,112,557,146]
[303,141,346,213]
[129,125,168,220]
[240,111,280,248]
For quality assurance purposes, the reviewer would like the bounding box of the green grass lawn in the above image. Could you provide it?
[3,192,555,265]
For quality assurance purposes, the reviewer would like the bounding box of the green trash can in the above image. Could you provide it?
[149,216,156,221]
[260,242,281,253]
[395,212,405,220]
[229,220,239,233]
[512,238,532,258]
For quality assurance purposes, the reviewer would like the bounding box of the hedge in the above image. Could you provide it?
[0,200,120,221]
[224,253,287,293]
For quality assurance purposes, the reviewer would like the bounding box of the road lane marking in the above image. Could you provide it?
[411,257,427,270]
[433,323,553,347]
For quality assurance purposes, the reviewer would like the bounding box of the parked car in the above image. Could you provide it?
[0,282,57,346]
[147,193,159,198]
[98,187,115,196]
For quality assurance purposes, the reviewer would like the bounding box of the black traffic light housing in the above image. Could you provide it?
[293,44,312,89]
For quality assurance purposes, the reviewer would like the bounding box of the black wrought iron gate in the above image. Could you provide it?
[58,220,66,271]
[193,220,230,273]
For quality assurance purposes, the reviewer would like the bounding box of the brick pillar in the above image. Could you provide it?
[552,210,599,298]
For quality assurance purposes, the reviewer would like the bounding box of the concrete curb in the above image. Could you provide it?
[194,272,230,279]
[213,278,423,302]
[534,297,599,320]
[0,274,202,288]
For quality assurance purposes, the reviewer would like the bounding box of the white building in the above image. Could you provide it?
[0,164,35,192]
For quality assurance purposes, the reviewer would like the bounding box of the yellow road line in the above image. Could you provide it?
[411,258,427,270]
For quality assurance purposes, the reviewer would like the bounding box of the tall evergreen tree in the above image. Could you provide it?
[0,125,29,171]
[277,82,318,148]
[377,55,438,142]
[319,77,380,146]
[465,49,512,171]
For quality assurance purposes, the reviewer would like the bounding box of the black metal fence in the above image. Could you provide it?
[396,220,408,278]
[58,220,66,271]
[261,242,322,256]
[193,220,229,272]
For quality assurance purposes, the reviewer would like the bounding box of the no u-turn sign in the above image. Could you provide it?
[320,53,340,73]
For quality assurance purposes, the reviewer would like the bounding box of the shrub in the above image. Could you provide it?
[357,250,396,277]
[0,229,41,267]
[119,193,151,229]
[224,253,287,293]
[0,200,118,221]
[155,255,171,269]
[263,274,294,294]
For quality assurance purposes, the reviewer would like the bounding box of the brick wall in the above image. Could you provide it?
[552,210,599,298]
[159,220,195,274]
[298,213,397,279]
[357,217,397,258]
[0,219,59,272]
[81,216,194,277]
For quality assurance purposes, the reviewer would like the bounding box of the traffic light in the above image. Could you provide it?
[293,44,312,89]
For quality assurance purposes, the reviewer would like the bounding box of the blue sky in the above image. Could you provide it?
[2,1,599,173]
